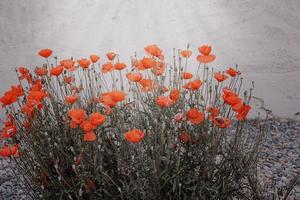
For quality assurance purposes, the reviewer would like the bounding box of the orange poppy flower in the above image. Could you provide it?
[144,44,162,57]
[132,59,145,70]
[180,50,192,58]
[182,72,193,79]
[106,52,116,61]
[139,79,154,88]
[179,132,192,143]
[65,95,78,104]
[109,91,126,102]
[156,96,171,108]
[60,59,76,71]
[101,62,113,73]
[226,67,238,77]
[126,72,143,82]
[169,89,180,102]
[0,144,19,157]
[114,62,127,70]
[124,129,144,143]
[50,66,64,76]
[68,108,86,125]
[196,54,216,64]
[38,49,53,58]
[141,57,155,69]
[30,80,43,91]
[183,79,202,90]
[213,116,232,128]
[100,93,117,107]
[78,58,91,69]
[80,120,96,133]
[90,54,100,63]
[89,112,106,126]
[214,72,228,82]
[222,95,242,106]
[152,61,166,76]
[186,108,205,125]
[84,131,96,142]
[35,67,48,76]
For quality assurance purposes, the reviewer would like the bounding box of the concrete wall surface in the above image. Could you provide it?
[0,0,300,118]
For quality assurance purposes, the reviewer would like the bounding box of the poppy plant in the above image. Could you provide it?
[114,62,127,70]
[141,57,155,69]
[35,67,48,76]
[126,72,143,82]
[156,96,171,108]
[65,95,78,104]
[102,62,114,73]
[182,72,193,80]
[183,79,202,90]
[179,132,192,144]
[144,44,162,58]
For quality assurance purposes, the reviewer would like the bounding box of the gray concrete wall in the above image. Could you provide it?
[0,0,300,118]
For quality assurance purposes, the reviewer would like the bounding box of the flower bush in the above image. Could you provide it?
[0,44,271,199]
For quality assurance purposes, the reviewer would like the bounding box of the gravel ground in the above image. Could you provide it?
[0,119,299,200]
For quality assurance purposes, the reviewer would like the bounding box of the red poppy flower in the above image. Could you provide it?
[28,90,47,102]
[126,72,143,82]
[182,72,193,79]
[235,104,251,121]
[90,54,100,63]
[169,89,180,102]
[179,132,192,143]
[89,112,106,126]
[139,79,154,88]
[106,52,116,61]
[50,66,64,76]
[186,108,205,125]
[35,67,48,76]
[198,45,211,56]
[156,96,171,108]
[0,93,18,107]
[1,122,17,139]
[68,108,86,125]
[124,129,144,143]
[21,104,35,118]
[114,62,127,70]
[144,44,162,57]
[213,116,232,128]
[226,67,239,77]
[38,49,53,58]
[180,50,192,58]
[214,72,228,82]
[65,95,78,104]
[141,57,155,69]
[78,59,91,69]
[83,131,96,142]
[183,79,202,90]
[0,145,11,157]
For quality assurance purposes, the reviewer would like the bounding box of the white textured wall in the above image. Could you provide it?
[0,0,300,118]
